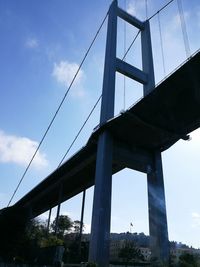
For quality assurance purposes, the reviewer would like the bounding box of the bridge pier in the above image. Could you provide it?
[89,1,170,266]
[89,132,113,266]
[147,151,169,265]
[89,1,117,266]
[141,19,169,265]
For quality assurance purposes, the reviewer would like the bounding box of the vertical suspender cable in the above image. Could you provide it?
[79,190,86,243]
[177,0,191,58]
[157,11,166,76]
[145,0,148,20]
[46,207,52,234]
[123,0,127,110]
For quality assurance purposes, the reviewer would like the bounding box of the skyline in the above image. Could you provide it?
[0,0,200,249]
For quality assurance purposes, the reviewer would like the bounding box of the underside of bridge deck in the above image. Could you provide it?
[11,50,200,218]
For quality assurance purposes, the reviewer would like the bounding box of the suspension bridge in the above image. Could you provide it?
[1,0,200,266]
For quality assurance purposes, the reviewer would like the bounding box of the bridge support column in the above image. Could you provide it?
[89,1,117,266]
[80,190,86,242]
[89,132,113,266]
[77,190,86,258]
[141,18,170,265]
[147,151,169,265]
[55,184,63,234]
[47,208,52,233]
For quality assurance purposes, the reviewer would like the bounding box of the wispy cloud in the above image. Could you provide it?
[52,60,85,97]
[127,2,136,16]
[126,0,145,19]
[25,37,39,49]
[171,12,190,31]
[0,130,48,168]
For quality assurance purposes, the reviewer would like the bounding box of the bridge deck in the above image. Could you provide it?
[14,51,200,217]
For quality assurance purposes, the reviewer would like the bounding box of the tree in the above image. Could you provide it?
[118,240,144,266]
[73,220,85,234]
[0,206,30,261]
[41,235,64,248]
[179,253,200,267]
[51,215,73,237]
[26,218,46,242]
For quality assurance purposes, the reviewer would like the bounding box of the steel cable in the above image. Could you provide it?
[7,12,108,207]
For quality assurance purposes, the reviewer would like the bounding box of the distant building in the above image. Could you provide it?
[140,247,151,261]
[110,239,125,261]
[82,232,200,263]
[170,247,200,263]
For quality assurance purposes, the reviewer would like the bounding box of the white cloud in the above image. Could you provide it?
[52,60,85,97]
[52,61,83,87]
[192,212,200,219]
[126,0,145,19]
[25,38,39,48]
[127,2,136,16]
[171,12,190,31]
[0,130,48,168]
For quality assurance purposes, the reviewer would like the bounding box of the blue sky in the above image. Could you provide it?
[0,0,200,249]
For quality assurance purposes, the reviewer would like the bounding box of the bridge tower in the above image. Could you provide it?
[89,0,169,266]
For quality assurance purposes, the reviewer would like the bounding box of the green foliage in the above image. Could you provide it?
[73,220,85,234]
[0,211,87,264]
[51,215,73,237]
[26,218,46,243]
[41,235,64,247]
[179,253,200,267]
[118,240,144,264]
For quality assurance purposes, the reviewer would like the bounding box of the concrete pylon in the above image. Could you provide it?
[89,1,169,266]
[89,1,117,266]
[141,20,169,265]
[147,151,169,265]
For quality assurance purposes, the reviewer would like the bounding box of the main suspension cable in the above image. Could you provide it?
[7,12,108,207]
[148,0,175,21]
[9,0,174,206]
[58,0,176,169]
[51,0,193,174]
[54,15,142,172]
[122,30,141,61]
[57,95,102,168]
